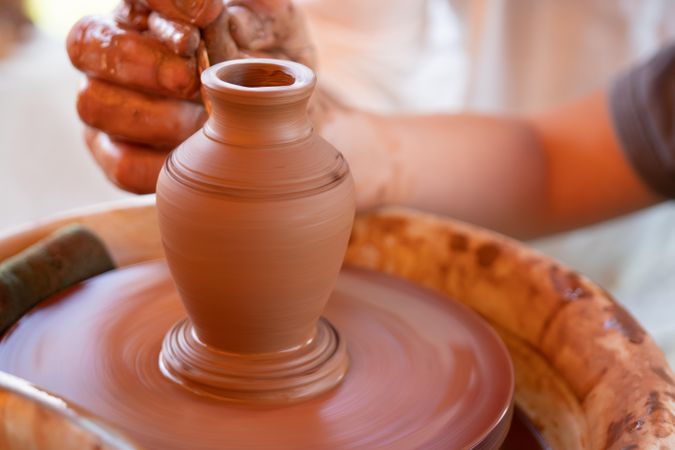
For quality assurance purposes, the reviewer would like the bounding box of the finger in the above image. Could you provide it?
[85,128,168,194]
[114,0,150,31]
[226,5,275,51]
[145,0,223,28]
[278,5,317,69]
[148,12,200,57]
[226,1,316,69]
[77,77,206,148]
[67,16,199,99]
[203,10,240,64]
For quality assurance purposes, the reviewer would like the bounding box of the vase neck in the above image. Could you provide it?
[201,59,315,146]
[205,98,312,146]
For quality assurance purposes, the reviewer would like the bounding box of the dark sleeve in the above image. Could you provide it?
[609,43,675,198]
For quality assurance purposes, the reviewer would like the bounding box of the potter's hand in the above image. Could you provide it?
[67,0,314,194]
[66,0,215,194]
[214,0,315,68]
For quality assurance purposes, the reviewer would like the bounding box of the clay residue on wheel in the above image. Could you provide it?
[652,366,675,386]
[603,303,646,345]
[548,266,590,301]
[344,208,675,450]
[476,243,500,267]
[448,233,469,252]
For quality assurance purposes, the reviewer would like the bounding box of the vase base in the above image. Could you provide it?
[159,316,348,403]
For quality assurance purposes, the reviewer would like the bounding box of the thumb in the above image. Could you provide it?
[226,0,295,51]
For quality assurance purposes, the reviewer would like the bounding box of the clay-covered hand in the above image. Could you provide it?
[67,0,315,194]
[213,0,315,68]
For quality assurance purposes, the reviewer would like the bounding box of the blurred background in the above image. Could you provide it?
[1,0,674,365]
[26,0,116,36]
[0,0,130,230]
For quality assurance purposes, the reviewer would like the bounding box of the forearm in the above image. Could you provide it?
[316,90,661,239]
[529,91,660,235]
[316,96,548,237]
[375,113,548,237]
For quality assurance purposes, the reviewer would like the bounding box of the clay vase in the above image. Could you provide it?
[155,59,355,403]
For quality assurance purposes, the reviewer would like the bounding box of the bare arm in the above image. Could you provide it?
[315,89,660,239]
[529,91,658,235]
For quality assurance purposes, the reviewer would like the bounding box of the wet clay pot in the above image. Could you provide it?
[155,59,355,402]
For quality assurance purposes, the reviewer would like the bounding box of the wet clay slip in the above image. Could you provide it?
[156,59,355,403]
[0,261,514,449]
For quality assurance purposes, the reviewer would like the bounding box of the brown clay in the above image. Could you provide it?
[0,261,513,449]
[0,372,140,449]
[145,0,223,28]
[83,128,169,195]
[77,78,206,149]
[113,0,150,31]
[203,10,240,65]
[66,16,200,99]
[156,59,355,402]
[147,11,200,57]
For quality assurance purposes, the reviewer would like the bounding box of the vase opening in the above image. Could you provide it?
[217,62,296,88]
[201,58,315,101]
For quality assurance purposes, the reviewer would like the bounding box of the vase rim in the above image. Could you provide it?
[201,58,315,101]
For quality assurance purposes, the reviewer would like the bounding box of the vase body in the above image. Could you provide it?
[156,59,354,360]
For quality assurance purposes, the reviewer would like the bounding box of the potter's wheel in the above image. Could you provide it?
[0,260,513,449]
